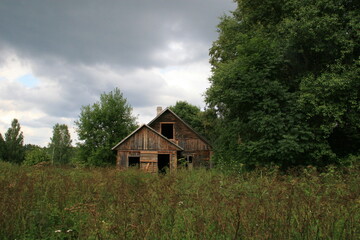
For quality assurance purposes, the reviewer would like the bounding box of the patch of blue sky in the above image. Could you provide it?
[17,74,39,87]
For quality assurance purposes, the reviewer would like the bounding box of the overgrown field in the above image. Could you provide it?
[0,162,359,239]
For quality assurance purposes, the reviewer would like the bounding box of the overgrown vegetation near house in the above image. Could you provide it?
[1,161,359,239]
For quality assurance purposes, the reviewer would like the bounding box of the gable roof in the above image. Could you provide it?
[112,124,183,151]
[148,107,212,147]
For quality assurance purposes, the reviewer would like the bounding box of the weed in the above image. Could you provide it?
[0,162,359,239]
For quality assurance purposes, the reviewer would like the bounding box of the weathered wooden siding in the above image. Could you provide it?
[140,152,157,172]
[149,110,212,166]
[115,127,180,151]
[116,150,177,173]
[114,126,180,173]
[149,111,210,150]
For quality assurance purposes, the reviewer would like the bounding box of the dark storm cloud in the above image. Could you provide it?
[0,0,236,145]
[0,0,234,68]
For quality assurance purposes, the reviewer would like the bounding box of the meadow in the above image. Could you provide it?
[0,161,359,239]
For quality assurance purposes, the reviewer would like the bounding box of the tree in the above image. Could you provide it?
[0,133,5,161]
[170,101,204,134]
[48,124,72,165]
[3,119,25,164]
[169,101,218,141]
[206,0,359,169]
[75,88,137,166]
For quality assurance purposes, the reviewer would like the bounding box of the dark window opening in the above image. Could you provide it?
[158,154,170,173]
[161,123,174,139]
[188,156,193,164]
[128,157,140,168]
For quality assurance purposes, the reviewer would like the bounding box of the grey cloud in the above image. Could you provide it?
[0,0,235,68]
[0,0,236,145]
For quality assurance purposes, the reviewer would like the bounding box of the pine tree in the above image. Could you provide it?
[4,119,25,164]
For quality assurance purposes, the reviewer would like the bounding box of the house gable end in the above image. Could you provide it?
[112,124,183,151]
[148,108,212,149]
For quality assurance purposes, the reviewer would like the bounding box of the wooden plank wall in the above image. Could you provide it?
[140,152,157,173]
[149,111,212,166]
[117,150,178,173]
[116,127,180,151]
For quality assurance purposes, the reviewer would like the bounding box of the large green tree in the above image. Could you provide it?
[206,0,359,168]
[48,124,72,165]
[3,119,25,164]
[75,88,137,166]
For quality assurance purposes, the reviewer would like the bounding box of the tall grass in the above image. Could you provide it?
[0,161,359,239]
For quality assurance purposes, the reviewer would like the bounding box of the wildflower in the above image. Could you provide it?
[178,201,184,206]
[55,230,62,233]
[66,229,73,233]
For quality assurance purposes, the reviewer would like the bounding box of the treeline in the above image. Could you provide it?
[0,88,137,167]
[0,120,72,166]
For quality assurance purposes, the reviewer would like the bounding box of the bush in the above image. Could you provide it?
[23,147,50,166]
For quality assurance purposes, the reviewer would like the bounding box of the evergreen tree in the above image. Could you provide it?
[48,124,72,165]
[4,119,25,164]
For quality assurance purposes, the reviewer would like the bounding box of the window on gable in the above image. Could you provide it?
[161,123,174,139]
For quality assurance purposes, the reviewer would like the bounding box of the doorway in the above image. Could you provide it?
[128,156,140,168]
[158,154,170,173]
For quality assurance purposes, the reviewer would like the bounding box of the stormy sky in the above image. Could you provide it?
[0,0,235,146]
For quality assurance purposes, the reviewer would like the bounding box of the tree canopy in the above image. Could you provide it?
[48,123,72,165]
[206,0,360,169]
[3,119,25,164]
[75,88,137,166]
[170,101,204,133]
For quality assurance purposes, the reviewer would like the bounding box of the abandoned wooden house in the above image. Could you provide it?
[112,107,212,173]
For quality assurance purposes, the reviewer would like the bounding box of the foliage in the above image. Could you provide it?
[3,119,25,164]
[169,101,219,143]
[170,101,205,135]
[23,146,50,166]
[75,88,137,166]
[48,123,72,165]
[206,0,360,168]
[0,164,359,239]
[0,133,5,161]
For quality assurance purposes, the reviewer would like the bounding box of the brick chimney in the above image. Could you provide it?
[157,106,163,115]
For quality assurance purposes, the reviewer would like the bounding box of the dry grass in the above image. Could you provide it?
[0,161,359,239]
